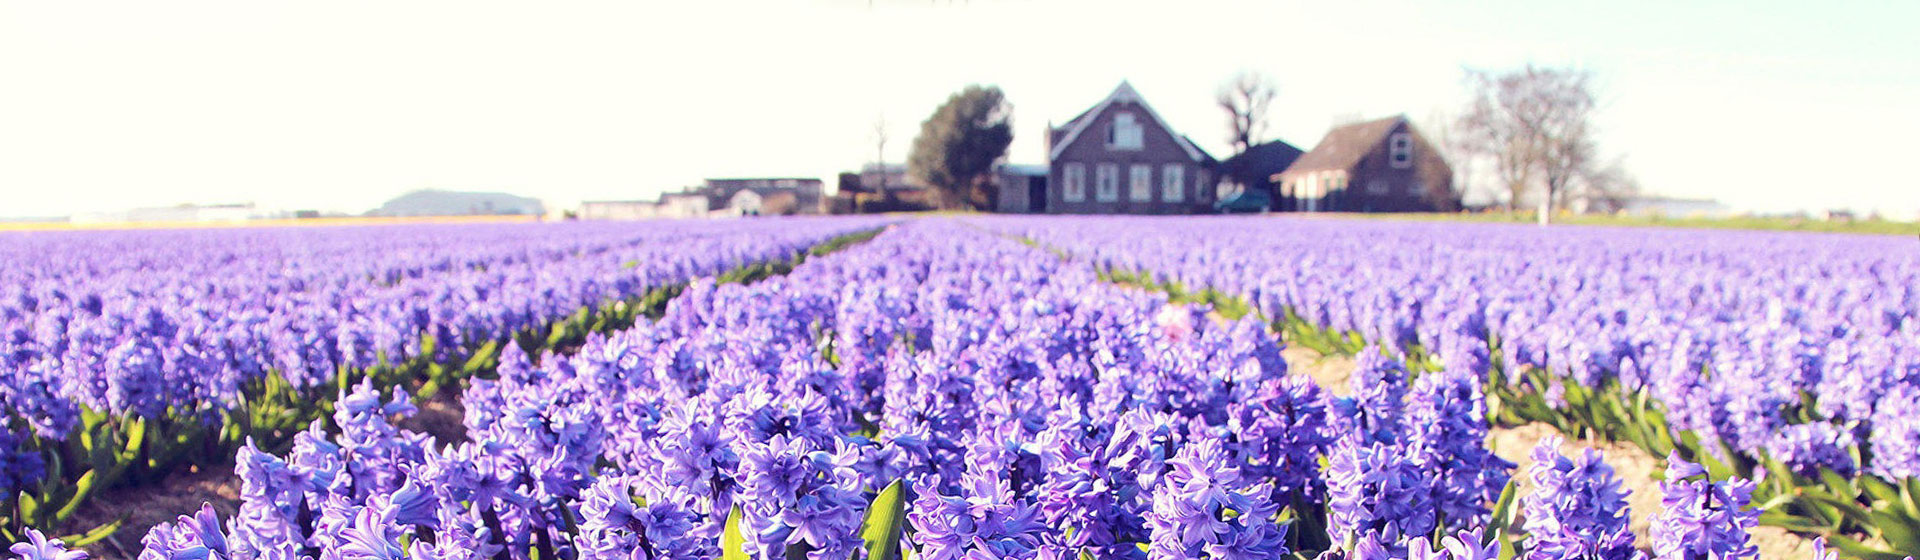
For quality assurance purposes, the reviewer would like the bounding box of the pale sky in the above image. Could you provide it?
[3,0,1917,219]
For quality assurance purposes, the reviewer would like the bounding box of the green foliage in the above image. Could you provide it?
[860,479,909,560]
[721,506,748,560]
[908,85,1014,210]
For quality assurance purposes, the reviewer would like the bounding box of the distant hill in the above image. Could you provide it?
[370,189,544,217]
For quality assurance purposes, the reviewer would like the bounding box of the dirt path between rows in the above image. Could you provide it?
[1279,342,1816,559]
[62,394,470,560]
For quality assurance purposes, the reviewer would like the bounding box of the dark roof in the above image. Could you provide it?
[1220,139,1303,184]
[1283,115,1405,174]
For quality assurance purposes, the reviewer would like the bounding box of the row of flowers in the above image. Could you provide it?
[985,215,1920,558]
[9,219,1850,560]
[0,218,889,541]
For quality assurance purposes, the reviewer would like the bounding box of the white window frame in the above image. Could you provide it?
[1094,163,1120,202]
[1062,163,1086,202]
[1129,164,1152,202]
[1161,164,1185,202]
[1389,133,1413,168]
[1107,112,1144,151]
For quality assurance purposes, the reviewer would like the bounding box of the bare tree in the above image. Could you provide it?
[1457,64,1610,223]
[1217,71,1277,155]
[1572,150,1638,213]
[872,115,889,193]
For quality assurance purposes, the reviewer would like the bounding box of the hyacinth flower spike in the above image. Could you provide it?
[7,530,86,560]
[1648,452,1760,560]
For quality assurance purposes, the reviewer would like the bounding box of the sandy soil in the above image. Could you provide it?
[1488,423,1815,559]
[1280,342,1817,559]
[1283,344,1356,397]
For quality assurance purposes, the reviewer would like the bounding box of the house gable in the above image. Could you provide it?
[1049,82,1205,163]
[1272,115,1457,212]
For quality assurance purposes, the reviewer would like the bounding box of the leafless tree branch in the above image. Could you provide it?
[1217,71,1277,155]
[1456,64,1620,221]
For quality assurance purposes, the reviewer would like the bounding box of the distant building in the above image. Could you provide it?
[1618,196,1732,219]
[370,190,544,217]
[71,203,258,224]
[831,164,938,214]
[1045,81,1219,214]
[1273,115,1457,213]
[856,163,933,196]
[579,193,711,220]
[995,163,1050,214]
[702,177,824,215]
[1217,140,1305,207]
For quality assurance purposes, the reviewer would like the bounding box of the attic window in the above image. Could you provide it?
[1108,112,1144,150]
[1389,133,1413,168]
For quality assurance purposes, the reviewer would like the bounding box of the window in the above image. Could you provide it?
[1129,164,1152,202]
[1107,112,1144,150]
[1094,163,1119,201]
[1063,163,1087,202]
[1389,133,1413,168]
[1162,164,1185,201]
[1367,179,1389,195]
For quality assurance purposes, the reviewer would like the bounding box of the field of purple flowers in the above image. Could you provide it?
[986,215,1920,559]
[0,218,886,546]
[3,217,1915,560]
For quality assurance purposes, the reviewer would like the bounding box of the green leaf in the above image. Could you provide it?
[119,416,148,463]
[1798,488,1875,528]
[1758,509,1832,534]
[721,505,748,560]
[1818,468,1856,500]
[860,479,909,560]
[1860,475,1901,505]
[18,491,39,523]
[51,469,99,524]
[1873,510,1920,551]
[1903,477,1920,519]
[1754,490,1796,512]
[1496,532,1518,560]
[1822,534,1912,560]
[1486,477,1520,535]
[57,517,125,547]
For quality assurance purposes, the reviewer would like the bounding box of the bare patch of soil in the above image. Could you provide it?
[1489,422,1815,560]
[1282,345,1355,396]
[1489,423,1666,549]
[1280,346,1815,560]
[399,388,469,447]
[57,392,466,560]
[60,463,240,560]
